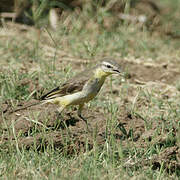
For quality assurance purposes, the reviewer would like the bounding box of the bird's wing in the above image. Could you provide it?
[40,67,93,100]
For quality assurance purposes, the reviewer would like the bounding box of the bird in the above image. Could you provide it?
[8,58,123,124]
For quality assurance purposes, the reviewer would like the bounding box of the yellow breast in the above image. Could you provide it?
[94,68,110,78]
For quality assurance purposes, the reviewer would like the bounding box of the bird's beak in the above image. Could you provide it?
[113,69,122,75]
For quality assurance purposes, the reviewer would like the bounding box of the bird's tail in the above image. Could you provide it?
[7,101,42,114]
[6,97,64,114]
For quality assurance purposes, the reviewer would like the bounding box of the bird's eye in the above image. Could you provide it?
[106,65,111,68]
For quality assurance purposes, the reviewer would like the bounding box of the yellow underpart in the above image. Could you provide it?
[58,98,71,106]
[51,97,70,107]
[50,92,87,107]
[94,68,110,79]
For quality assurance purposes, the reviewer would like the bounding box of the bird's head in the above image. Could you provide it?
[99,58,122,76]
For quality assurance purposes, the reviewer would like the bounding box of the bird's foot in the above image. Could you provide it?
[55,110,63,119]
[78,114,92,133]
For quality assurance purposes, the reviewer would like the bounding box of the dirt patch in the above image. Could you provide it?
[1,102,143,150]
[119,59,180,86]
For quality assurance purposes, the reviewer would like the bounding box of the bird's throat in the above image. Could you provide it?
[94,68,109,79]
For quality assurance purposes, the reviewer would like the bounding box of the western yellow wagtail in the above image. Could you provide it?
[10,58,122,123]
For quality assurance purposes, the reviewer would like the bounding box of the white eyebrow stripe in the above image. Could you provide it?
[102,61,113,67]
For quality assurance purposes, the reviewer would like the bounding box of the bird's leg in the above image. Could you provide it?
[78,103,85,121]
[55,105,68,128]
[58,105,66,114]
[78,103,90,132]
[55,105,65,118]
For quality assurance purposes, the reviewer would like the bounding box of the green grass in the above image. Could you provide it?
[0,1,180,179]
